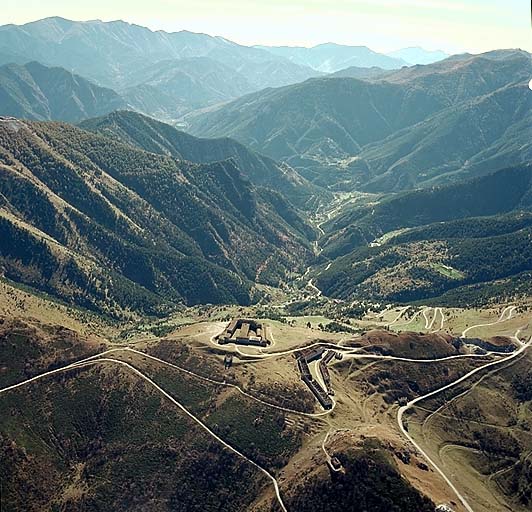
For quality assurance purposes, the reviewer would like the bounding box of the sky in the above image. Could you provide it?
[2,0,531,54]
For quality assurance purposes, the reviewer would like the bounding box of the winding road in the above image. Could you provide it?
[2,320,529,512]
[461,306,516,338]
[431,308,445,333]
[321,428,346,472]
[387,306,411,326]
[422,308,432,330]
[306,278,322,298]
[397,335,531,512]
[0,355,289,512]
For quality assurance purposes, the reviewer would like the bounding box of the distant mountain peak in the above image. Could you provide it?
[0,17,321,101]
[255,43,407,72]
[314,42,367,49]
[387,47,449,65]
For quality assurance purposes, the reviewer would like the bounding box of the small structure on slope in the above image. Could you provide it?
[217,319,272,347]
[435,505,455,512]
[224,353,233,369]
[295,347,342,410]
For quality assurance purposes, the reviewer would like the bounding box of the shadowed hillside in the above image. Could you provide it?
[79,110,324,209]
[189,50,531,192]
[0,117,313,316]
[322,164,532,257]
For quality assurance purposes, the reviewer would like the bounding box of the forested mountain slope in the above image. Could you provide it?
[322,164,532,258]
[188,76,442,162]
[79,110,323,209]
[348,82,531,191]
[189,50,531,192]
[316,221,532,306]
[315,164,532,305]
[0,61,126,122]
[0,117,313,316]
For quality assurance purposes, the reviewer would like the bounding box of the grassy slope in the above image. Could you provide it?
[0,365,267,512]
[406,352,532,511]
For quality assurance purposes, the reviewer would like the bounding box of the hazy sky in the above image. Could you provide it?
[2,0,530,53]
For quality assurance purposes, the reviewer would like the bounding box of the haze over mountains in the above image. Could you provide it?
[0,15,529,311]
[0,61,126,122]
[387,47,449,65]
[255,44,450,72]
[255,43,408,72]
[0,17,322,119]
[189,49,531,192]
[0,17,451,122]
[0,17,314,87]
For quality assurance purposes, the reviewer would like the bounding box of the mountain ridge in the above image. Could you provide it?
[0,116,314,315]
[254,42,408,71]
[0,61,127,122]
[188,49,532,192]
[0,17,321,110]
[387,47,449,65]
[78,110,324,209]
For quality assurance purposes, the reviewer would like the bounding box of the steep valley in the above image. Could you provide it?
[0,16,531,512]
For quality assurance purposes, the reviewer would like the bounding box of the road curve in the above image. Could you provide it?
[0,347,122,394]
[461,306,516,338]
[0,357,289,512]
[431,308,445,333]
[307,278,322,298]
[397,336,531,512]
[123,347,333,418]
[321,429,343,472]
[387,306,411,327]
[422,308,432,330]
[393,308,424,328]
